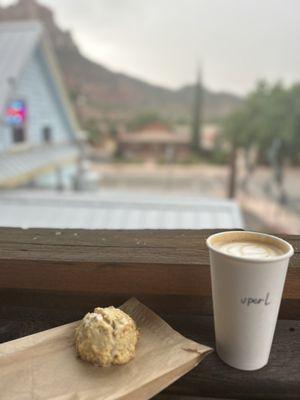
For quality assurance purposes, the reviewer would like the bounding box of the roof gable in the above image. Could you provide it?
[0,21,42,115]
[0,20,80,137]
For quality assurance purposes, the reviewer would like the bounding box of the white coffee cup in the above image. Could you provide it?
[206,230,294,371]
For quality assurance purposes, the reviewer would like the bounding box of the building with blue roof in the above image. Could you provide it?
[0,20,82,189]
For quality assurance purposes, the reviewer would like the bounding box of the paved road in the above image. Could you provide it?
[97,163,228,197]
[96,163,299,204]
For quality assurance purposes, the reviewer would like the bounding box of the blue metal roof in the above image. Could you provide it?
[0,190,244,230]
[0,21,42,115]
[0,20,80,134]
[0,143,79,187]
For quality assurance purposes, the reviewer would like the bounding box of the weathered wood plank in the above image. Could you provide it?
[0,228,298,398]
[0,241,209,263]
[155,396,233,399]
[0,257,298,299]
[0,228,299,265]
[0,228,225,249]
[0,228,299,301]
[0,259,211,295]
[164,316,300,400]
[0,289,299,319]
[0,309,299,400]
[0,228,297,253]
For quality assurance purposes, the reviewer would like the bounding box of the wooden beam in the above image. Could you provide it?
[0,228,299,300]
[0,290,299,319]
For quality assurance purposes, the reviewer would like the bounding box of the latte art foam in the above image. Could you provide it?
[217,241,284,259]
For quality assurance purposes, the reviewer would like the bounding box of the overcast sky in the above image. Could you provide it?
[1,0,300,94]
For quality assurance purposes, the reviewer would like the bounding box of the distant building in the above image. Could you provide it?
[117,123,220,162]
[0,21,83,189]
[117,123,191,162]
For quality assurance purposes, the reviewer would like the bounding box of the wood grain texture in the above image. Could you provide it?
[155,396,234,400]
[1,228,299,398]
[0,228,299,300]
[164,316,300,400]
[1,289,299,319]
[0,307,299,400]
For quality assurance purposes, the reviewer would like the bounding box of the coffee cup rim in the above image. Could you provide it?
[206,230,294,263]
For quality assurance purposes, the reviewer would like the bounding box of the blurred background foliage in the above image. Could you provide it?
[222,81,300,165]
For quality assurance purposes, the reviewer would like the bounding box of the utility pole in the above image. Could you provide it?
[228,141,237,199]
[191,67,203,155]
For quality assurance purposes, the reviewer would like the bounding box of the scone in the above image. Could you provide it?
[74,306,139,367]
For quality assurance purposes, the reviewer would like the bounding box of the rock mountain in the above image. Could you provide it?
[0,0,241,126]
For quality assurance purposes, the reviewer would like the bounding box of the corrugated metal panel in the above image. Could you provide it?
[0,190,244,230]
[0,143,79,187]
[0,21,42,114]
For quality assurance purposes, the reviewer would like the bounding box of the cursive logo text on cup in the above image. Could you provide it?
[241,292,271,306]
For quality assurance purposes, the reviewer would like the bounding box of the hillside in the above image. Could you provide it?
[0,0,242,126]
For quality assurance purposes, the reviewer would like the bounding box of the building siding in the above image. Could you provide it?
[1,44,74,151]
[33,163,77,189]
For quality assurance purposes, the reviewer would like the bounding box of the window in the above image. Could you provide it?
[12,126,25,143]
[6,99,27,144]
[43,126,52,143]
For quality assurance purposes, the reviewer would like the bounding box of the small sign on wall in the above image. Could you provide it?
[5,100,27,125]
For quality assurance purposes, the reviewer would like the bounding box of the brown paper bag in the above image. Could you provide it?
[0,298,212,400]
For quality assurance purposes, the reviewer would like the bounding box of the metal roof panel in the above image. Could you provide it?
[0,143,79,187]
[0,190,244,230]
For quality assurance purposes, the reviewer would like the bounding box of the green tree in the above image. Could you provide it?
[222,81,300,201]
[127,112,170,132]
[191,69,203,154]
[84,118,102,146]
[286,84,300,163]
[222,109,245,198]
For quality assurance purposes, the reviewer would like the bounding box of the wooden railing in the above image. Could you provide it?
[0,228,299,399]
[0,228,299,317]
